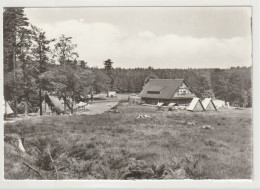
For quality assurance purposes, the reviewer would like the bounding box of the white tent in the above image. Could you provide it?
[3,100,14,115]
[213,99,224,108]
[37,94,69,115]
[202,98,217,111]
[168,103,176,108]
[212,99,230,109]
[187,98,205,112]
[156,102,164,107]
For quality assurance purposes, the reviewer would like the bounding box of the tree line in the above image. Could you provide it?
[109,66,251,107]
[4,8,252,116]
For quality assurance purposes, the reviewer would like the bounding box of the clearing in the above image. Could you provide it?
[4,104,252,180]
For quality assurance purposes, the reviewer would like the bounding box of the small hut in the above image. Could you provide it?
[187,98,205,112]
[107,91,116,97]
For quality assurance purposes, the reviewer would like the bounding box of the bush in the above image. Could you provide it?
[123,158,154,179]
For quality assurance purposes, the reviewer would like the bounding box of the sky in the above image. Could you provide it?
[25,7,252,69]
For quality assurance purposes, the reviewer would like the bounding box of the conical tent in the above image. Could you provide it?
[202,98,217,111]
[187,98,205,112]
[3,100,14,115]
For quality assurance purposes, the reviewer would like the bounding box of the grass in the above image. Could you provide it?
[4,104,252,179]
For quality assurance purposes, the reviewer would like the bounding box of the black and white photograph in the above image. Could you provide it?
[1,2,259,187]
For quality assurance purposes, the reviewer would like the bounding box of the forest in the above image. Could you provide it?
[3,8,252,116]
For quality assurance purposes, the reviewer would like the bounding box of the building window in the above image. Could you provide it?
[147,91,160,94]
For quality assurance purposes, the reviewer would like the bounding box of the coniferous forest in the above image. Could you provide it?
[4,8,252,115]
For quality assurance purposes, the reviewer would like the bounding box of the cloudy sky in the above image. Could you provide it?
[25,7,252,69]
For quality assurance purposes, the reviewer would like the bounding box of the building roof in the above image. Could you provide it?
[139,79,194,100]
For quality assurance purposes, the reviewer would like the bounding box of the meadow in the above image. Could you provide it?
[4,104,252,180]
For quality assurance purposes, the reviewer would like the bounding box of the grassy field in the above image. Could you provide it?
[4,104,252,180]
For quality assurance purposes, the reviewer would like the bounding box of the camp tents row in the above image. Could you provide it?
[3,95,69,116]
[187,98,217,112]
[3,94,87,116]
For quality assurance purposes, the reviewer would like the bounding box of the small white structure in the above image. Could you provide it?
[3,100,14,115]
[187,98,205,112]
[156,102,164,107]
[168,103,177,110]
[202,98,217,111]
[213,99,229,109]
[168,103,176,108]
[107,91,116,97]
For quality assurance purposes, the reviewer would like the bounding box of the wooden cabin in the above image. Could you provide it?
[139,79,197,105]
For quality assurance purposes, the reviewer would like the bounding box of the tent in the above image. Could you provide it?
[213,99,230,109]
[3,100,14,115]
[38,94,69,115]
[168,103,176,108]
[202,98,217,111]
[156,102,164,107]
[186,98,205,112]
[168,103,177,110]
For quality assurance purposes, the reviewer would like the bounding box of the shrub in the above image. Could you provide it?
[182,154,208,179]
[123,158,154,179]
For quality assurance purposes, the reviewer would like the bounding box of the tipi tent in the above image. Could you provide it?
[3,100,14,115]
[187,98,205,112]
[202,98,217,111]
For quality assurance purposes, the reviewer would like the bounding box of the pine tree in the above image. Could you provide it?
[3,8,29,115]
[103,59,114,91]
[104,59,113,72]
[31,25,54,115]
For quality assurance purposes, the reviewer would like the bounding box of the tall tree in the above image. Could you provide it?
[103,59,114,92]
[3,8,29,115]
[16,26,35,115]
[51,35,79,111]
[31,25,54,115]
[53,34,78,66]
[104,59,113,72]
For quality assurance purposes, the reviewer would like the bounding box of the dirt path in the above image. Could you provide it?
[76,100,119,115]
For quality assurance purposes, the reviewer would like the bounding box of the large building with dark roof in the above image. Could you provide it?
[139,79,197,105]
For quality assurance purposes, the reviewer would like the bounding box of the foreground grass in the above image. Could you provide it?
[4,104,252,179]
